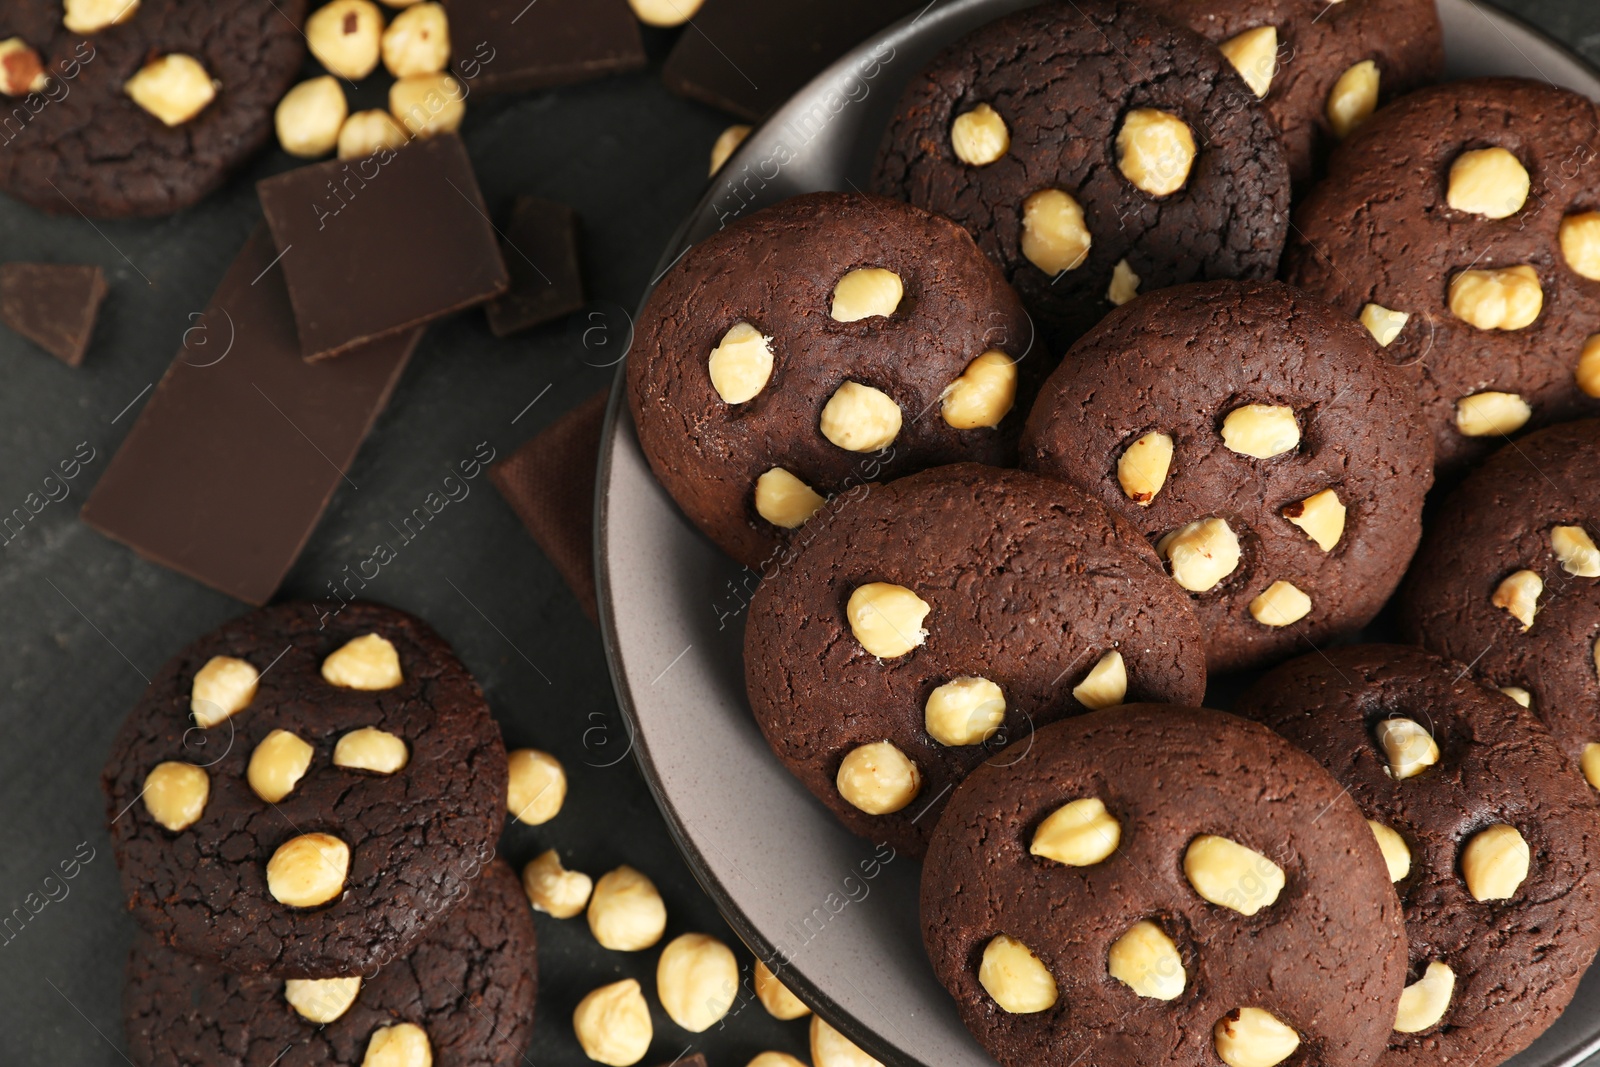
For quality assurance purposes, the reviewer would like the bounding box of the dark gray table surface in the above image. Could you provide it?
[0,3,1595,1065]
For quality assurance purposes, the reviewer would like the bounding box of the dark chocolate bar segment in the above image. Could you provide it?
[443,0,646,95]
[0,262,107,366]
[486,196,586,337]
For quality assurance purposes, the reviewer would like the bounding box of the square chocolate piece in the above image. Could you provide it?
[257,134,508,362]
[0,262,107,366]
[485,196,586,337]
[444,0,646,95]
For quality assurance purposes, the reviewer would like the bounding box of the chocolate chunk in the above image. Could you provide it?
[256,134,509,362]
[443,0,646,95]
[80,227,418,605]
[0,262,107,366]
[485,196,586,337]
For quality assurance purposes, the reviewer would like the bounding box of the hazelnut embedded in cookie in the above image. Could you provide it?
[1326,60,1379,138]
[1116,109,1196,196]
[950,103,1010,166]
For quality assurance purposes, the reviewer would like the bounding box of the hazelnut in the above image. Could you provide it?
[1551,525,1600,577]
[831,268,904,322]
[1448,265,1543,330]
[522,849,593,918]
[361,1022,431,1067]
[247,729,315,804]
[1375,717,1439,779]
[811,1015,885,1067]
[924,676,1006,747]
[391,72,466,137]
[1282,488,1345,552]
[950,103,1010,166]
[333,727,409,774]
[1158,517,1242,593]
[819,381,901,453]
[709,124,751,175]
[1214,1008,1300,1067]
[63,0,140,34]
[750,1056,807,1067]
[1219,26,1278,98]
[1394,961,1454,1034]
[1461,823,1530,901]
[977,934,1058,1014]
[322,633,403,689]
[941,350,1017,430]
[628,0,705,28]
[308,0,385,80]
[1559,212,1600,281]
[266,832,350,908]
[1455,391,1531,437]
[191,655,259,727]
[381,2,450,78]
[1326,60,1379,139]
[1491,569,1543,631]
[573,980,653,1066]
[1578,335,1600,398]
[754,959,810,1020]
[339,109,410,160]
[1106,920,1185,1000]
[1072,649,1128,710]
[1108,258,1141,306]
[846,582,930,659]
[1359,303,1410,347]
[1248,580,1312,627]
[1116,431,1173,506]
[1499,686,1533,709]
[1447,147,1530,219]
[587,866,666,951]
[276,76,348,158]
[125,54,217,127]
[284,976,362,1023]
[656,932,739,1032]
[0,39,48,97]
[1581,743,1600,790]
[706,321,774,404]
[1184,835,1285,916]
[1367,820,1411,882]
[1020,188,1092,275]
[506,748,566,825]
[835,742,921,815]
[1030,797,1120,866]
[143,761,209,832]
[1221,403,1300,459]
[755,468,825,529]
[1116,108,1196,197]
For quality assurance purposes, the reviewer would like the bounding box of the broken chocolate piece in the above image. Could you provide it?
[443,0,646,95]
[0,262,107,366]
[486,196,586,337]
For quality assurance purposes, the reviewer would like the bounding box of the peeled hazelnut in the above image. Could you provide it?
[831,268,903,322]
[1395,961,1455,1033]
[0,39,48,97]
[1326,60,1379,139]
[755,468,824,529]
[587,866,666,951]
[339,109,410,161]
[191,655,259,727]
[1552,525,1600,577]
[951,103,1010,166]
[820,382,901,453]
[750,1056,808,1067]
[1072,650,1128,710]
[1158,518,1242,593]
[573,979,652,1066]
[333,727,409,774]
[1455,391,1532,437]
[1031,797,1120,866]
[276,76,348,158]
[522,849,593,918]
[1499,686,1533,709]
[1368,821,1411,882]
[941,350,1017,429]
[629,0,705,27]
[755,959,810,1020]
[1219,26,1278,98]
[1461,823,1530,901]
[143,762,209,832]
[1581,743,1600,790]
[1491,569,1543,631]
[1360,303,1410,347]
[924,676,1006,747]
[1375,717,1439,779]
[507,748,567,825]
[1221,403,1300,459]
[125,54,217,127]
[1249,580,1312,627]
[284,976,362,1024]
[248,729,315,804]
[1214,1008,1301,1067]
[836,742,921,815]
[63,0,140,34]
[1560,212,1600,281]
[1108,258,1141,306]
[1448,147,1530,219]
[1449,265,1543,331]
[266,833,350,908]
[361,1022,431,1067]
[1116,108,1196,196]
[707,321,774,404]
[1116,432,1173,506]
[391,72,466,137]
[709,124,751,175]
[811,1015,884,1067]
[1580,335,1600,398]
[847,582,930,659]
[308,0,385,80]
[1282,488,1345,552]
[1107,920,1185,1000]
[381,2,450,78]
[656,932,739,1032]
[977,934,1058,1014]
[322,633,403,690]
[1021,189,1092,275]
[1184,835,1285,916]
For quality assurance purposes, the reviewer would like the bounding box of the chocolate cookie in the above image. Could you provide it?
[1136,0,1442,191]
[869,0,1288,351]
[743,463,1208,857]
[627,191,1036,570]
[102,601,508,978]
[1021,280,1432,674]
[1237,645,1600,1067]
[124,859,537,1067]
[1399,419,1600,775]
[0,0,309,218]
[922,705,1405,1067]
[1284,78,1600,477]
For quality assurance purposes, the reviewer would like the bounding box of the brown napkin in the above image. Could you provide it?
[490,387,610,621]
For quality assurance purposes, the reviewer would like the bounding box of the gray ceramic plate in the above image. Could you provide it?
[597,3,1600,1065]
